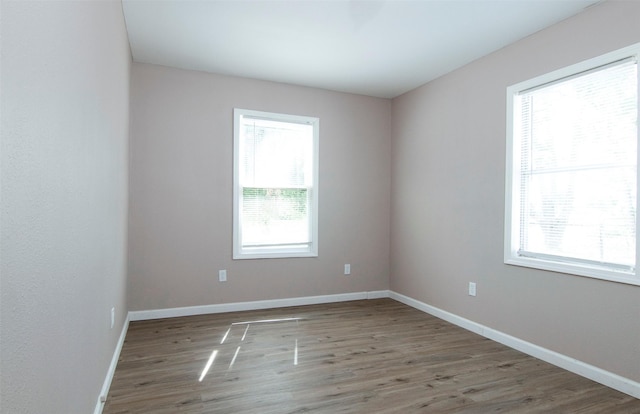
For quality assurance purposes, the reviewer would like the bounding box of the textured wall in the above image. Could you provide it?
[1,1,130,412]
[390,0,640,382]
[128,63,391,311]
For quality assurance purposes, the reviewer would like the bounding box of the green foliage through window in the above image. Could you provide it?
[243,187,308,223]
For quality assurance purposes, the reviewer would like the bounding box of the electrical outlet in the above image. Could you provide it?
[219,269,227,282]
[344,264,351,275]
[468,282,477,297]
[111,307,115,329]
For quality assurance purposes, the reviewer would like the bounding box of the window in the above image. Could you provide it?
[505,44,640,285]
[233,109,319,259]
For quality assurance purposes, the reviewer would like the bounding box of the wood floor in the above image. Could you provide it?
[104,299,640,413]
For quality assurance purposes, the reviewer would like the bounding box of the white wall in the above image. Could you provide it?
[1,1,130,412]
[391,0,640,382]
[128,63,391,311]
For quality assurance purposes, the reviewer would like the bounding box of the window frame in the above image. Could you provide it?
[233,108,319,260]
[504,43,640,286]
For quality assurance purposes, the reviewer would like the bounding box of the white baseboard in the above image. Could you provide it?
[366,290,390,299]
[129,290,390,321]
[94,314,130,414]
[389,290,640,399]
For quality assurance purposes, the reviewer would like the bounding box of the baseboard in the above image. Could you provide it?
[93,314,130,414]
[129,290,390,321]
[366,290,390,299]
[389,290,640,399]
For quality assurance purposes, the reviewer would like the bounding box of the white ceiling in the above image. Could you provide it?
[122,0,602,98]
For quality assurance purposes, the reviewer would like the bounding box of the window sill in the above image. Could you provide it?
[233,246,318,260]
[504,255,640,286]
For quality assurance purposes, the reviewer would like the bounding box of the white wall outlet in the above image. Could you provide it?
[344,264,351,275]
[219,269,227,282]
[468,282,477,297]
[110,307,115,329]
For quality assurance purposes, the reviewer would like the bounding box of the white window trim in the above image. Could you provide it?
[233,108,319,260]
[504,43,640,286]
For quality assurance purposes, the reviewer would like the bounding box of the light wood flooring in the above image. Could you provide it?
[104,299,640,413]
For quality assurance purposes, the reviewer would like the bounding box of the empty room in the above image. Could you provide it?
[2,0,640,413]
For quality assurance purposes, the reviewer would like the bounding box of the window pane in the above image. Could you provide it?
[242,187,310,246]
[523,167,636,266]
[518,59,637,269]
[241,119,313,188]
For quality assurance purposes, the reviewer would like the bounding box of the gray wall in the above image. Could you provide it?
[1,1,130,413]
[390,0,640,382]
[128,63,391,311]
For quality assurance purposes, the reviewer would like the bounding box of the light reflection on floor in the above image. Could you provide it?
[198,350,218,382]
[199,317,302,382]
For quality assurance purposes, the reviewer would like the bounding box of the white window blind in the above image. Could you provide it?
[505,43,640,285]
[233,109,319,259]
